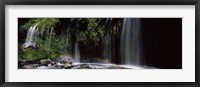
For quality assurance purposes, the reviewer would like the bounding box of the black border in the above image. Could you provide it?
[0,0,199,87]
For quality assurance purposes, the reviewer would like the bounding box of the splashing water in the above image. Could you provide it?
[120,18,141,65]
[23,24,38,48]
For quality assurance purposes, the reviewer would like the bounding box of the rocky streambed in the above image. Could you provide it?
[18,56,155,69]
[19,62,133,69]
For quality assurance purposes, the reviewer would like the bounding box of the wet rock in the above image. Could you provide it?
[19,59,26,62]
[50,61,56,66]
[22,64,38,69]
[20,62,140,69]
[79,64,92,69]
[71,63,131,69]
[40,59,52,66]
[55,55,74,64]
[18,59,28,68]
[37,66,58,69]
[33,64,39,67]
[72,64,81,69]
[63,63,72,69]
[55,62,64,68]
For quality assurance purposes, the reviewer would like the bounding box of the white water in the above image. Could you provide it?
[74,41,80,63]
[23,24,38,48]
[120,18,141,65]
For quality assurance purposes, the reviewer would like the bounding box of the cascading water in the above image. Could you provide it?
[23,24,38,48]
[102,18,112,62]
[47,27,53,55]
[102,31,112,62]
[120,18,141,66]
[74,41,80,63]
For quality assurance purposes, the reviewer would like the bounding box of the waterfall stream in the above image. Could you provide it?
[74,41,80,63]
[48,27,53,55]
[120,18,141,65]
[102,18,112,62]
[23,24,38,48]
[102,31,111,62]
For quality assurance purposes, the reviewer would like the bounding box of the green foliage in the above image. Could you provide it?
[34,31,71,60]
[20,18,59,35]
[18,44,23,59]
[75,18,105,46]
[19,18,123,61]
[87,18,98,30]
[57,35,72,55]
[22,48,47,61]
[21,33,71,60]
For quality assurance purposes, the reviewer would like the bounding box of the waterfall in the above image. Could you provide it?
[102,31,112,62]
[102,18,112,62]
[74,41,80,63]
[48,27,53,54]
[23,24,38,48]
[120,18,141,65]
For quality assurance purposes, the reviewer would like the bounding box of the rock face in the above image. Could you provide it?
[40,59,52,66]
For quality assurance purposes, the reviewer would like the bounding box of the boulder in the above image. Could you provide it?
[63,63,72,69]
[55,55,74,64]
[40,59,52,66]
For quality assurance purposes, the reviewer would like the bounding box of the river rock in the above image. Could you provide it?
[63,63,72,69]
[40,59,52,66]
[55,55,74,64]
[55,62,64,68]
[37,66,58,69]
[80,64,92,69]
[18,59,28,68]
[22,64,38,69]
